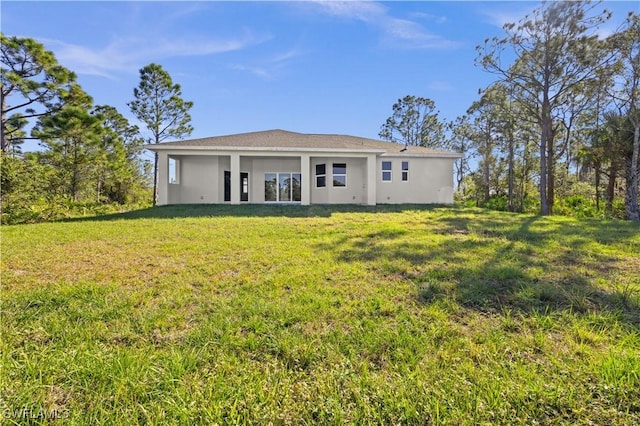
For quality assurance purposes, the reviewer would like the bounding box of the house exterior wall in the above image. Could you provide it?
[158,152,456,205]
[376,156,455,204]
[310,157,367,204]
[168,155,219,204]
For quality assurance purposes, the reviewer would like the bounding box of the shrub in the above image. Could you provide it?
[556,195,599,218]
[484,195,508,211]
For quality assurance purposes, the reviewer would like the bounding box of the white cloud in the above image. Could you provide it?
[381,17,459,49]
[41,40,119,79]
[410,12,448,24]
[480,4,537,29]
[163,2,210,22]
[271,48,304,64]
[427,81,454,92]
[41,31,270,78]
[313,1,386,23]
[229,47,305,80]
[310,1,460,49]
[229,64,272,79]
[480,2,625,39]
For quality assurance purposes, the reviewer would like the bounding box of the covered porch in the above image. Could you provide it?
[156,151,378,206]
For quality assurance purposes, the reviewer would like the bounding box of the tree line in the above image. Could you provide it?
[379,2,639,221]
[1,34,193,223]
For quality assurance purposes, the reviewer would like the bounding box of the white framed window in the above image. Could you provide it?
[382,161,392,182]
[332,163,346,187]
[316,164,326,188]
[169,158,180,184]
[265,173,301,202]
[402,161,409,182]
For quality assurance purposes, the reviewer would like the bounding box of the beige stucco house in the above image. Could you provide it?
[146,129,462,206]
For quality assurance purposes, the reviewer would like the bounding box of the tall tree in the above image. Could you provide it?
[466,86,506,205]
[610,13,640,221]
[379,95,445,148]
[600,111,633,213]
[574,61,617,213]
[502,85,517,212]
[447,115,473,194]
[92,105,147,204]
[482,82,520,211]
[32,86,102,201]
[128,63,193,205]
[1,34,78,153]
[477,1,612,215]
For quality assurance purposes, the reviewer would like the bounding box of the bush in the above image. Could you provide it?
[1,196,152,225]
[1,153,152,224]
[484,195,508,211]
[608,198,628,220]
[555,195,599,218]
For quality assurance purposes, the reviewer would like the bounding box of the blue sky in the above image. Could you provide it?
[2,1,637,154]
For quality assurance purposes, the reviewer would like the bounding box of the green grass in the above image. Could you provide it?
[1,205,639,425]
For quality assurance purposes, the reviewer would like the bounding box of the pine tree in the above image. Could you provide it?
[128,63,193,206]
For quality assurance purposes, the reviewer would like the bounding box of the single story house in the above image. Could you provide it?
[145,129,462,206]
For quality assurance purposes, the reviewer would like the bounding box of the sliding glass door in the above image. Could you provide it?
[265,173,301,202]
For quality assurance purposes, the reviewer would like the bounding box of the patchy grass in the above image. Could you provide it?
[1,205,639,425]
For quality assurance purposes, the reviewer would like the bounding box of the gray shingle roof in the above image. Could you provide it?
[148,129,460,156]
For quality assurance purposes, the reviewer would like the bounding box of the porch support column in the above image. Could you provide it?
[157,152,169,206]
[366,154,377,205]
[230,153,240,205]
[300,154,311,205]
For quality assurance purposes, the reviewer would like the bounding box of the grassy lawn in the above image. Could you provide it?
[1,205,639,425]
